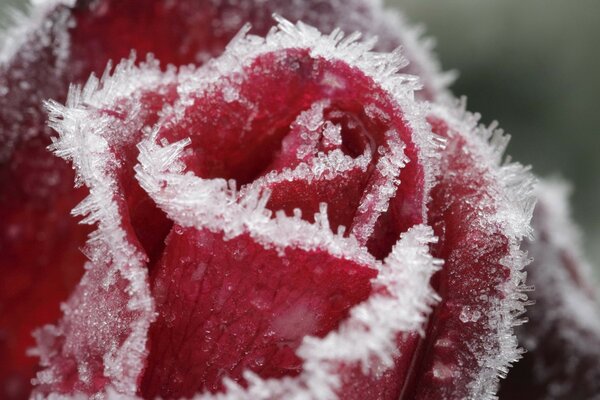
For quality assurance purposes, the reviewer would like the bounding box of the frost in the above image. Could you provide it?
[351,131,408,244]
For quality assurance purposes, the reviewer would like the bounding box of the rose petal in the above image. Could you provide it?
[398,103,535,399]
[500,179,600,399]
[141,226,377,398]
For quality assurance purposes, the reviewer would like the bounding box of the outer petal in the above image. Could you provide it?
[500,179,600,399]
[400,103,535,399]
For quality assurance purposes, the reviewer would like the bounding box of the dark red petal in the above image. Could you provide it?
[500,180,600,399]
[141,226,376,398]
[396,107,535,399]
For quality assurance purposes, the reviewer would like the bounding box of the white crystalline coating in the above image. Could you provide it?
[242,147,372,194]
[291,101,331,160]
[429,99,537,400]
[351,130,408,244]
[47,54,177,120]
[34,57,179,396]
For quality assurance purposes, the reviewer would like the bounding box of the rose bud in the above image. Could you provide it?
[29,17,536,399]
[0,1,449,398]
[500,179,600,399]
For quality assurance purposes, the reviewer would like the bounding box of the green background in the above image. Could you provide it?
[2,1,599,274]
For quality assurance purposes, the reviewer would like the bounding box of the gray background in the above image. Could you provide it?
[2,1,599,275]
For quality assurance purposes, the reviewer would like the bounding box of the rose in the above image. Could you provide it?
[1,1,442,397]
[36,16,535,399]
[31,8,534,400]
[1,1,599,400]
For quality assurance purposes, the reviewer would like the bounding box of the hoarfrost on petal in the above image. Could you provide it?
[33,57,180,397]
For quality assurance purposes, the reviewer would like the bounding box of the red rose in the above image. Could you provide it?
[0,1,447,397]
[1,1,599,400]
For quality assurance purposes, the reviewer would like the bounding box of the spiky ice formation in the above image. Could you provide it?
[500,179,600,399]
[0,1,449,397]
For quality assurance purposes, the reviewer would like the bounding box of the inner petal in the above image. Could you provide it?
[157,48,426,258]
[140,226,377,398]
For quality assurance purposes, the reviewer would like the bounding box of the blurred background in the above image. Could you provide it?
[2,0,599,275]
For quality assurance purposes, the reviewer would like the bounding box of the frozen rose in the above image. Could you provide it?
[0,1,448,397]
[33,16,534,399]
[3,1,598,400]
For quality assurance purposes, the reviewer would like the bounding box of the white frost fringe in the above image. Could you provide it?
[33,57,176,398]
